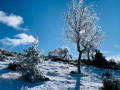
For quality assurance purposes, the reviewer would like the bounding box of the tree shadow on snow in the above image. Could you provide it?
[0,73,45,90]
[70,73,84,90]
[0,68,44,90]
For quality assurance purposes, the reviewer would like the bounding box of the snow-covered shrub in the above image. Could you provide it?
[48,47,73,59]
[17,38,49,83]
[0,49,9,61]
[102,77,120,90]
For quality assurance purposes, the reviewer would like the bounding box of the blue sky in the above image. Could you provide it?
[0,0,120,60]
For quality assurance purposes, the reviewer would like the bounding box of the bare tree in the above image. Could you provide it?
[63,0,104,73]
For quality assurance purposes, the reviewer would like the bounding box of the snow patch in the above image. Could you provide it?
[0,72,22,79]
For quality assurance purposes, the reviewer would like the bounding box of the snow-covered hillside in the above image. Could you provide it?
[0,58,120,90]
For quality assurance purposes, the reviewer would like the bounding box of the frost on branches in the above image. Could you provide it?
[17,37,49,83]
[48,47,73,59]
[63,0,104,73]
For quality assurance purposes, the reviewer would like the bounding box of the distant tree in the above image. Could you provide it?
[63,0,104,73]
[48,47,73,59]
[17,37,47,82]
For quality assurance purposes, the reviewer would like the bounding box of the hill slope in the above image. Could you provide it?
[0,58,120,90]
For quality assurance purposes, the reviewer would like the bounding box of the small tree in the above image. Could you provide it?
[63,0,104,73]
[48,47,73,59]
[17,37,48,82]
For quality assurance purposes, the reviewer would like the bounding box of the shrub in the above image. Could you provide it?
[92,50,111,68]
[7,61,22,71]
[93,50,107,64]
[102,69,114,79]
[102,77,120,90]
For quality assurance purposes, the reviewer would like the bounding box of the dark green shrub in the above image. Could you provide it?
[93,50,107,65]
[91,50,111,68]
[7,61,22,71]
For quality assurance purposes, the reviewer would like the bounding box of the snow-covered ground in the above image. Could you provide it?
[0,58,120,90]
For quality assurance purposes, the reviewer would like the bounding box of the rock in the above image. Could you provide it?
[70,71,78,74]
[44,77,50,81]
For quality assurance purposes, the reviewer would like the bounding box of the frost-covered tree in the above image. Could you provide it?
[17,37,47,82]
[48,47,73,59]
[84,29,104,61]
[63,0,104,73]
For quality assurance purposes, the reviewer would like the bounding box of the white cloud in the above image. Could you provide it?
[0,33,35,46]
[0,11,28,31]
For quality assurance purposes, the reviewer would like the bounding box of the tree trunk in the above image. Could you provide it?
[91,49,94,60]
[87,50,91,65]
[78,52,82,73]
[77,40,82,73]
[87,50,90,61]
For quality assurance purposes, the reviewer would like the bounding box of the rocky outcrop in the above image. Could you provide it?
[0,49,18,57]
